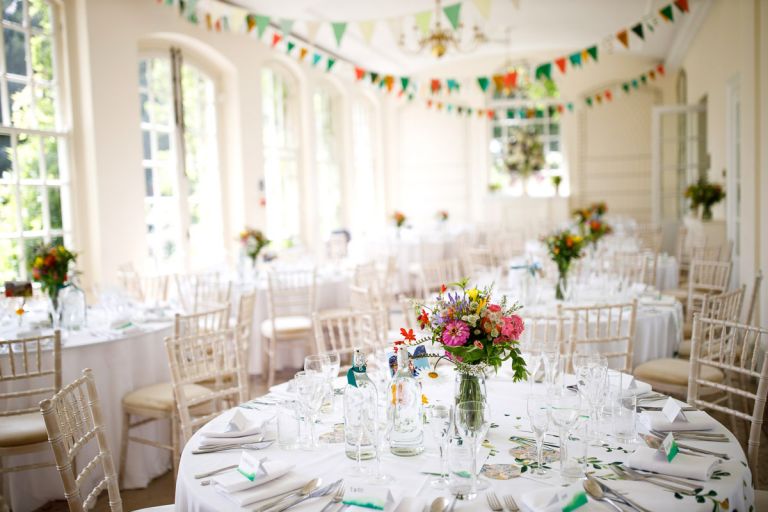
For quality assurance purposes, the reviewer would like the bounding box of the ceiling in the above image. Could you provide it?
[222,0,687,75]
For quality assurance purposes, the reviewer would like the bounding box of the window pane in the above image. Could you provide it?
[144,167,153,196]
[4,28,27,76]
[139,92,149,122]
[0,134,12,179]
[19,185,42,230]
[0,238,19,280]
[8,80,31,127]
[47,186,60,229]
[0,184,18,232]
[22,237,43,268]
[17,133,39,179]
[34,83,54,129]
[43,136,57,178]
[2,0,22,24]
[156,132,170,152]
[313,87,342,236]
[138,60,148,88]
[30,34,52,82]
[29,0,52,31]
[141,130,151,160]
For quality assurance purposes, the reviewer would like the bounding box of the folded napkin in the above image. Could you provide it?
[393,497,426,512]
[520,483,598,512]
[217,473,306,507]
[197,433,264,448]
[200,409,269,439]
[212,458,293,495]
[627,446,719,481]
[639,411,715,432]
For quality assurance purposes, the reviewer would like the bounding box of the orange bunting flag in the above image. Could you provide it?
[271,33,282,47]
[649,70,656,80]
[605,90,613,101]
[477,109,484,118]
[616,30,629,48]
[437,102,444,110]
[556,104,564,114]
[492,74,504,92]
[205,13,213,30]
[527,108,535,118]
[430,79,442,94]
[596,94,603,104]
[581,48,590,61]
[657,64,665,76]
[503,71,517,90]
[554,57,567,74]
[299,47,308,60]
[354,67,366,80]
[384,75,394,92]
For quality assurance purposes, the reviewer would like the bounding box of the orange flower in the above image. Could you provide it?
[565,237,574,248]
[400,328,416,342]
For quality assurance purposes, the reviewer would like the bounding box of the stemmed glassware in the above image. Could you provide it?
[580,355,608,441]
[305,353,335,413]
[455,401,491,500]
[541,341,560,392]
[519,340,542,391]
[427,403,453,488]
[369,399,394,483]
[548,389,581,478]
[526,394,550,477]
[293,370,325,450]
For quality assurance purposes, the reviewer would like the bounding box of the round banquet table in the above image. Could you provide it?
[175,368,753,511]
[0,320,173,512]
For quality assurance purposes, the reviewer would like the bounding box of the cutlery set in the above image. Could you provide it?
[485,491,518,511]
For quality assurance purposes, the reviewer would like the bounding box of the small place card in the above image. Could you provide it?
[661,397,688,423]
[626,376,637,391]
[236,452,265,481]
[659,432,679,462]
[227,410,248,433]
[543,489,588,512]
[342,483,393,510]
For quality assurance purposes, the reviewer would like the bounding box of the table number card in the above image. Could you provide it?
[543,488,588,512]
[236,452,265,481]
[342,483,393,510]
[661,397,688,423]
[658,432,680,462]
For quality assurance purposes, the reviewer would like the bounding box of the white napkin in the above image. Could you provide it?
[627,446,719,481]
[212,458,293,494]
[217,474,306,507]
[200,409,268,439]
[197,433,264,448]
[393,497,426,512]
[520,483,604,511]
[639,411,716,432]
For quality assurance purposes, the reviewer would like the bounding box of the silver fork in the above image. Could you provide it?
[619,466,701,490]
[486,491,503,511]
[320,483,345,512]
[503,495,519,511]
[610,465,695,495]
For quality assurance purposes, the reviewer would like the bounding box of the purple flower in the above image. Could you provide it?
[442,320,470,346]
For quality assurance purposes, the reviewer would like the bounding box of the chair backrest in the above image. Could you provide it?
[518,314,562,349]
[636,224,662,252]
[117,268,169,305]
[174,272,229,313]
[462,248,496,277]
[312,310,379,360]
[686,260,733,323]
[235,290,258,365]
[559,300,638,373]
[418,259,462,298]
[0,331,61,416]
[174,303,231,338]
[488,231,525,264]
[744,271,763,325]
[266,268,317,320]
[687,317,768,484]
[612,251,647,286]
[165,328,248,443]
[348,285,388,343]
[327,232,348,261]
[352,262,379,291]
[703,287,745,323]
[39,368,122,512]
[690,244,729,264]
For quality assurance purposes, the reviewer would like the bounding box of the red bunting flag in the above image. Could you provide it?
[616,30,629,48]
[674,0,689,13]
[271,33,282,47]
[554,57,567,74]
[487,110,494,120]
[657,64,665,75]
[427,100,433,108]
[503,71,517,89]
[397,89,404,98]
[354,67,366,80]
[557,104,564,114]
[605,90,613,101]
[430,79,441,94]
[214,19,221,32]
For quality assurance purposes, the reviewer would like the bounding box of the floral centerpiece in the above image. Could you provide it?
[396,280,527,407]
[684,177,725,220]
[589,202,607,218]
[550,175,562,195]
[30,243,77,321]
[436,210,449,222]
[239,228,270,268]
[393,211,407,228]
[543,230,586,300]
[585,218,612,248]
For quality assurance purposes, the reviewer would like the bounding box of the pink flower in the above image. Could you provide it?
[473,341,484,349]
[442,320,470,346]
[445,351,464,363]
[501,315,524,340]
[488,304,501,313]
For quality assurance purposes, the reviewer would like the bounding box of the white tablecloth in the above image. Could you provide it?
[174,369,753,512]
[0,322,173,512]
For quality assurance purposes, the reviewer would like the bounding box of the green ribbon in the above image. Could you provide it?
[346,365,366,387]
[562,491,588,512]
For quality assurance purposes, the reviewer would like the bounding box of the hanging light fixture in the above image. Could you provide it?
[399,0,487,58]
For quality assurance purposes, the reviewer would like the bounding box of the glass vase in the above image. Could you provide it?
[454,371,487,407]
[47,290,61,329]
[555,270,568,301]
[702,204,713,221]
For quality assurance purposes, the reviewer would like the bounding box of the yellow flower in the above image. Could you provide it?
[427,371,439,379]
[421,394,429,405]
[476,298,487,313]
[34,256,43,267]
[573,235,583,243]
[15,308,24,316]
[467,288,479,301]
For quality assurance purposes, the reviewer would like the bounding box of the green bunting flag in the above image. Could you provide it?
[586,97,593,107]
[414,10,432,35]
[535,62,552,81]
[660,5,674,22]
[255,15,270,38]
[286,41,295,53]
[446,104,453,113]
[370,72,379,83]
[400,77,410,91]
[477,77,490,92]
[446,79,460,92]
[631,23,645,40]
[326,58,336,71]
[331,22,347,46]
[279,18,294,35]
[567,102,574,112]
[311,53,322,66]
[631,79,639,89]
[622,83,630,93]
[640,74,647,84]
[506,109,514,119]
[569,52,582,68]
[586,46,598,62]
[443,3,462,30]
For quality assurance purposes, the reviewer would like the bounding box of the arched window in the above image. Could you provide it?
[350,96,377,236]
[138,48,222,271]
[313,83,343,237]
[261,65,300,244]
[0,0,70,280]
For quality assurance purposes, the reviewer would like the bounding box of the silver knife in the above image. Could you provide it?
[598,479,652,512]
[268,480,342,512]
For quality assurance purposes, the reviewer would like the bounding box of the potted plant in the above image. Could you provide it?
[685,176,725,221]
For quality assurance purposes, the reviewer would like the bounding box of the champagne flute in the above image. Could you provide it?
[294,371,325,450]
[427,404,453,488]
[455,401,491,500]
[541,342,560,392]
[526,394,550,477]
[369,399,394,483]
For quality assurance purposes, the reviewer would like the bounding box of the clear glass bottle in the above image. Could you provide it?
[343,349,377,461]
[59,274,87,330]
[389,348,424,456]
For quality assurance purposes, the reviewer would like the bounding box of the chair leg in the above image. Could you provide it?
[118,412,130,488]
[262,336,270,382]
[267,337,275,389]
[171,412,180,479]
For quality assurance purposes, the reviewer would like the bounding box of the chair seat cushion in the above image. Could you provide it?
[683,322,693,340]
[0,411,48,448]
[634,358,724,387]
[260,316,312,338]
[122,382,211,412]
[666,288,688,302]
[677,340,691,358]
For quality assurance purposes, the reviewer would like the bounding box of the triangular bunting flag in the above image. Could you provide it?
[472,0,492,19]
[467,108,473,116]
[657,64,665,75]
[554,57,567,74]
[354,67,366,81]
[446,104,453,113]
[622,83,630,93]
[430,79,441,93]
[205,13,212,31]
[616,30,629,48]
[286,41,295,53]
[370,72,379,83]
[384,76,394,92]
[631,79,639,89]
[492,75,504,92]
[407,93,414,101]
[246,14,256,32]
[299,47,308,60]
[506,109,514,119]
[414,10,432,35]
[437,102,444,110]
[255,15,270,38]
[358,20,375,43]
[674,0,689,13]
[596,94,603,104]
[312,53,322,66]
[271,33,282,47]
[631,23,645,40]
[326,58,336,72]
[605,90,613,101]
[586,46,598,62]
[660,5,674,22]
[649,70,656,80]
[214,19,221,32]
[641,74,647,84]
[566,103,573,112]
[400,77,410,91]
[556,104,564,114]
[331,22,347,46]
[443,3,462,30]
[487,110,494,120]
[386,17,402,42]
[569,52,582,67]
[446,79,460,92]
[427,100,433,108]
[586,97,593,107]
[477,77,490,92]
[535,63,552,81]
[457,106,463,114]
[279,18,294,35]
[503,71,517,89]
[581,48,589,61]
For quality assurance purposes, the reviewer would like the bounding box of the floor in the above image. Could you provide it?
[34,373,768,511]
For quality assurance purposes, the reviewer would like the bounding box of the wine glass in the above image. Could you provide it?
[293,371,325,450]
[304,354,333,412]
[526,394,550,477]
[455,401,491,500]
[427,403,453,488]
[321,351,341,411]
[548,390,581,476]
[369,399,394,483]
[519,340,541,391]
[541,341,560,392]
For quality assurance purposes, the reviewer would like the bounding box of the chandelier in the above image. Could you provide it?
[399,0,488,58]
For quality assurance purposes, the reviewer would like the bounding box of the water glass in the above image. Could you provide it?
[613,390,637,445]
[304,354,333,412]
[294,371,325,450]
[277,400,301,450]
[563,414,589,481]
[454,401,491,500]
[447,437,476,500]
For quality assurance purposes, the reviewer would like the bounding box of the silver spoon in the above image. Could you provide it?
[429,497,449,512]
[643,435,703,457]
[643,434,728,459]
[583,478,624,512]
[255,478,321,512]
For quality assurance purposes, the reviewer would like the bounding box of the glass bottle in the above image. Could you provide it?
[59,273,87,330]
[343,349,377,461]
[389,348,424,456]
